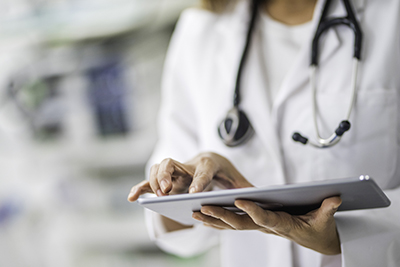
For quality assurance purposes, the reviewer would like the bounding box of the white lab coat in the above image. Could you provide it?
[144,0,400,266]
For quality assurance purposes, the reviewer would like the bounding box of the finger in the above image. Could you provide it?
[200,206,259,231]
[127,180,153,202]
[320,196,342,216]
[235,200,285,232]
[149,164,164,197]
[156,159,177,194]
[203,223,226,230]
[189,157,217,193]
[314,196,342,229]
[192,211,234,230]
[157,158,193,194]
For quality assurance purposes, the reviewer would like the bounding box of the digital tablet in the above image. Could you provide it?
[137,176,391,225]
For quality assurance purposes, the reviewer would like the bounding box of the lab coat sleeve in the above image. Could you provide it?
[335,187,400,267]
[143,9,219,257]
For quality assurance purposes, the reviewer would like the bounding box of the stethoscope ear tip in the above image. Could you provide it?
[335,120,351,136]
[293,120,352,148]
[292,132,308,145]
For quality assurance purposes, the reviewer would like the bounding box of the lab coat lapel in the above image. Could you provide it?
[214,1,249,105]
[273,0,366,112]
[241,34,286,184]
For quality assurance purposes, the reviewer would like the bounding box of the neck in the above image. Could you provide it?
[263,0,318,25]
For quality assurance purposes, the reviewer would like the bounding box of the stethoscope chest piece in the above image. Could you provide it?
[218,107,254,147]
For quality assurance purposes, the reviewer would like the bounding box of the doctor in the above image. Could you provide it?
[128,0,400,266]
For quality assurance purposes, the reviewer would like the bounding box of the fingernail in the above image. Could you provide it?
[127,189,137,201]
[202,211,212,216]
[235,201,244,209]
[201,209,213,216]
[192,214,203,221]
[189,186,198,194]
[157,189,163,197]
[160,180,169,192]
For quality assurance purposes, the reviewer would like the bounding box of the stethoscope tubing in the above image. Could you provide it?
[309,58,359,148]
[312,0,363,65]
[301,0,362,148]
[220,0,363,149]
[233,0,261,107]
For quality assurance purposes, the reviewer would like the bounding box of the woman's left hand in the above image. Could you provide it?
[193,196,342,255]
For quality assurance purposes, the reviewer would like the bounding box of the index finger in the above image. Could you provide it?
[189,157,218,193]
[127,180,153,202]
[154,158,194,195]
[234,200,283,232]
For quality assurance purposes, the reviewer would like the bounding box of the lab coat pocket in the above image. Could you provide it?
[320,90,398,189]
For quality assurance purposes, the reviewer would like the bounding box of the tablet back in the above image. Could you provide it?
[138,176,390,225]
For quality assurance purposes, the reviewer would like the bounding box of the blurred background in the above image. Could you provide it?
[0,0,220,266]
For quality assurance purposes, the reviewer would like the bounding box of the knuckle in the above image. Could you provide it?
[199,156,213,166]
[196,152,214,163]
[162,158,177,174]
[159,170,171,179]
[195,171,210,180]
[162,158,174,166]
[197,152,212,158]
[150,164,159,171]
[149,165,158,176]
[139,180,149,186]
[252,213,274,228]
[149,179,159,190]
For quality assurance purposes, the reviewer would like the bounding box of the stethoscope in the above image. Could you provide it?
[218,0,363,148]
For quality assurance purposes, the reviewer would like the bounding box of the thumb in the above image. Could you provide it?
[317,196,342,222]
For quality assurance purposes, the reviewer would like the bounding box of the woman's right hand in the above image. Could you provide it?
[127,152,253,202]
